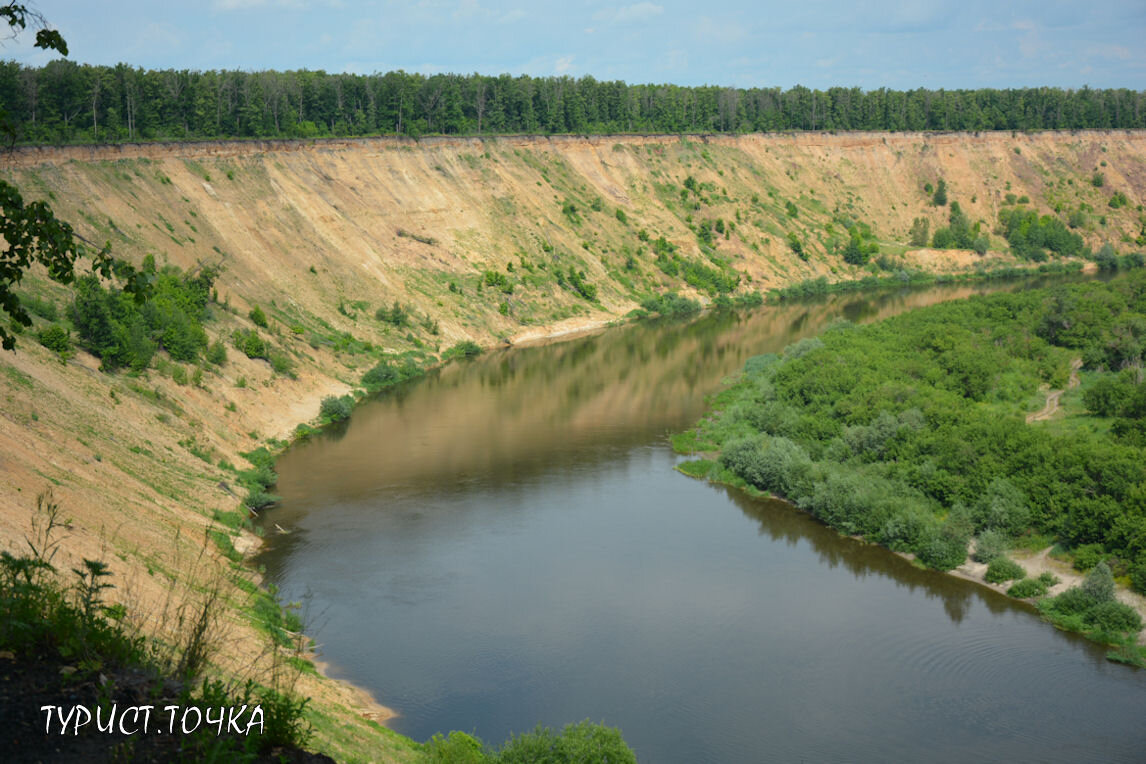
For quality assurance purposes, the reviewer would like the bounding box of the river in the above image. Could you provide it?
[258,277,1146,763]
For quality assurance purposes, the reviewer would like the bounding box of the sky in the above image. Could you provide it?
[3,0,1145,90]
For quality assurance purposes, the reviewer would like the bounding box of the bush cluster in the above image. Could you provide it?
[997,207,1084,260]
[319,395,354,424]
[425,720,636,763]
[443,340,483,361]
[640,292,701,318]
[361,357,424,393]
[688,272,1146,590]
[37,324,72,355]
[232,328,268,360]
[1007,572,1059,599]
[985,557,1026,583]
[1039,563,1142,641]
[71,264,216,371]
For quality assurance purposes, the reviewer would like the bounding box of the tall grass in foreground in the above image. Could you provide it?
[0,490,315,758]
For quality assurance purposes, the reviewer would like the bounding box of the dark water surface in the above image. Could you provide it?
[259,280,1146,763]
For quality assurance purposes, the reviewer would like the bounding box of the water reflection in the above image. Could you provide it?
[259,274,1146,763]
[272,280,1058,514]
[723,485,996,625]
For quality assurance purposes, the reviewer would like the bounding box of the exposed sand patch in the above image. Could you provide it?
[953,544,1146,645]
[509,315,612,346]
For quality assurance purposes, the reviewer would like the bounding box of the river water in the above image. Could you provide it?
[259,279,1146,763]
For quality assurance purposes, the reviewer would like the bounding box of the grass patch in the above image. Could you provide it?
[675,459,717,478]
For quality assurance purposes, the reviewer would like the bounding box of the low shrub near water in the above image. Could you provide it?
[734,291,764,308]
[319,394,354,424]
[361,356,424,392]
[1008,572,1059,599]
[1071,543,1107,571]
[1039,563,1142,642]
[640,292,701,317]
[916,532,971,572]
[443,340,483,361]
[425,720,637,764]
[985,557,1026,583]
[238,446,279,511]
[497,721,637,764]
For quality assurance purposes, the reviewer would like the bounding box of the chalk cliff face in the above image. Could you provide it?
[0,131,1142,759]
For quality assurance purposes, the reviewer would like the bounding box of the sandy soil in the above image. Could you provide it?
[508,315,613,346]
[953,546,1146,645]
[3,131,1145,755]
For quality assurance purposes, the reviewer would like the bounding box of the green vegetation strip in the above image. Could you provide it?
[3,63,1145,142]
[678,271,1146,661]
[767,261,1103,302]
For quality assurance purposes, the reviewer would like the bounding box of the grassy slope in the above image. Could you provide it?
[1,130,1145,760]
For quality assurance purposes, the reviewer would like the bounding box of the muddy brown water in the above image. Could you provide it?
[259,277,1146,763]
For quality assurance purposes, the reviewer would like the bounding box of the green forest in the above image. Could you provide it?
[1,61,1144,144]
[677,272,1146,650]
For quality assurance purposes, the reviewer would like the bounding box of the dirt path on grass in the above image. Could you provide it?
[1027,358,1082,423]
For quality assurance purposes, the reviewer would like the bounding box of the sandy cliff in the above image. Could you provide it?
[1,130,1143,759]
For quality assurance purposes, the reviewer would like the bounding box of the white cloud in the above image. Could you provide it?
[1084,43,1132,61]
[694,15,747,45]
[592,3,663,25]
[498,9,525,24]
[555,55,574,73]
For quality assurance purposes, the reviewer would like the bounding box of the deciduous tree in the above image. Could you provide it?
[0,2,142,350]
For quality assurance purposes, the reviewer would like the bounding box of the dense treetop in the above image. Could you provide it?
[1,62,1144,144]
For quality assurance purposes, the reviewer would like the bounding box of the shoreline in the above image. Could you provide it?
[245,315,621,727]
[309,655,399,725]
[261,266,1134,724]
[695,465,1146,650]
[678,471,1146,654]
[508,316,614,347]
[948,548,1146,646]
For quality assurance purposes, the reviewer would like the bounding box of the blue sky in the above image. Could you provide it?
[4,1,1145,89]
